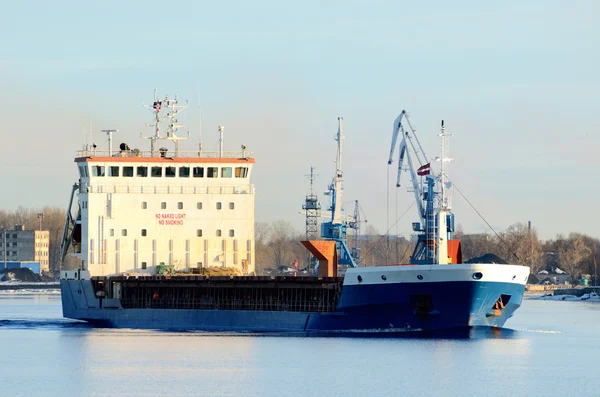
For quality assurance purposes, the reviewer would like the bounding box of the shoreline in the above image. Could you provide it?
[0,282,60,294]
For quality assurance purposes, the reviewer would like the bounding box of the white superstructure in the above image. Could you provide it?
[62,92,255,277]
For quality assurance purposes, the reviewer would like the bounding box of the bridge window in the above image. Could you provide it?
[207,167,218,178]
[229,202,234,210]
[141,229,147,237]
[161,202,167,209]
[137,166,148,177]
[216,202,222,210]
[141,262,147,270]
[178,202,183,209]
[235,167,248,178]
[108,166,119,177]
[141,202,147,209]
[122,229,127,236]
[109,229,114,236]
[151,167,162,177]
[229,229,235,237]
[197,202,203,209]
[165,166,176,178]
[216,229,222,237]
[193,167,204,178]
[197,229,203,237]
[221,167,232,178]
[179,167,190,178]
[92,166,105,177]
[123,166,134,177]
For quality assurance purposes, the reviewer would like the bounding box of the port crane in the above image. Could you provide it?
[387,112,455,264]
[320,117,358,268]
[348,200,367,265]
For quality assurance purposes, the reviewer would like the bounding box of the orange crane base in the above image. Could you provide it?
[301,240,338,278]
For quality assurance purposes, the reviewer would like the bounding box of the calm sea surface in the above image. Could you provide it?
[1,294,599,397]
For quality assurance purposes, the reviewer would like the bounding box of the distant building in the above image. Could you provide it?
[537,267,570,285]
[1,225,50,273]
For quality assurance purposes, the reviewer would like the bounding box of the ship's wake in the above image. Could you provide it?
[0,319,91,329]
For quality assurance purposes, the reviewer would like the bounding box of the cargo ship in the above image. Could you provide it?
[59,94,529,333]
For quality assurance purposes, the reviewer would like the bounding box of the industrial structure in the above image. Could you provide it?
[1,225,50,273]
[302,118,361,275]
[302,166,321,241]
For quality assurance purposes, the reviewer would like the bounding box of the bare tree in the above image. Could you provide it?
[557,234,592,283]
[254,221,271,274]
[499,223,543,271]
[42,207,69,272]
[269,220,297,268]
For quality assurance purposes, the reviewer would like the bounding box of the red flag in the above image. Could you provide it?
[417,163,431,176]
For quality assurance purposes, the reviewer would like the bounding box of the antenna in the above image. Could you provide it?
[102,129,118,156]
[437,119,454,209]
[197,78,203,155]
[141,90,190,157]
[218,126,224,158]
[303,166,321,240]
[332,117,344,225]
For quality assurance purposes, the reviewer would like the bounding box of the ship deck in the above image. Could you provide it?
[92,275,344,313]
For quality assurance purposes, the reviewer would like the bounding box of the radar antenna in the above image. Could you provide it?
[141,89,191,157]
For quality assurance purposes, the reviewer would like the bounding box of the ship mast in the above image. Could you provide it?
[438,120,452,211]
[332,117,344,225]
[141,89,191,157]
[435,120,454,264]
[320,117,357,268]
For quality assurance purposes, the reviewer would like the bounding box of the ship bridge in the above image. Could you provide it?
[70,148,256,278]
[60,91,258,278]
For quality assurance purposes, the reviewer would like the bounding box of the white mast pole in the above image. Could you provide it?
[436,120,453,264]
[440,120,447,208]
[332,117,344,225]
[218,126,224,158]
[197,78,203,155]
[89,118,93,152]
[102,130,118,156]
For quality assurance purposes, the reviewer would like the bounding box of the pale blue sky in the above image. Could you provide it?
[1,0,598,240]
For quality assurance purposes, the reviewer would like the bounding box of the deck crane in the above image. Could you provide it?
[348,200,367,265]
[321,117,358,268]
[387,112,455,265]
[388,110,429,228]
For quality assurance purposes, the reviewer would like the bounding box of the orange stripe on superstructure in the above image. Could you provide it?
[75,157,256,164]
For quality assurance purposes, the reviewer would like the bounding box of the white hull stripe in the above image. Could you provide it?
[344,264,530,286]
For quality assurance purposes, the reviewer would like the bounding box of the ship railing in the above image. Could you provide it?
[120,298,338,313]
[76,149,253,159]
[86,184,254,195]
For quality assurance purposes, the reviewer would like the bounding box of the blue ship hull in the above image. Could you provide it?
[61,265,528,333]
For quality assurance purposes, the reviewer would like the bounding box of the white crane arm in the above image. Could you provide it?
[388,110,406,164]
[404,140,426,226]
[396,138,406,187]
